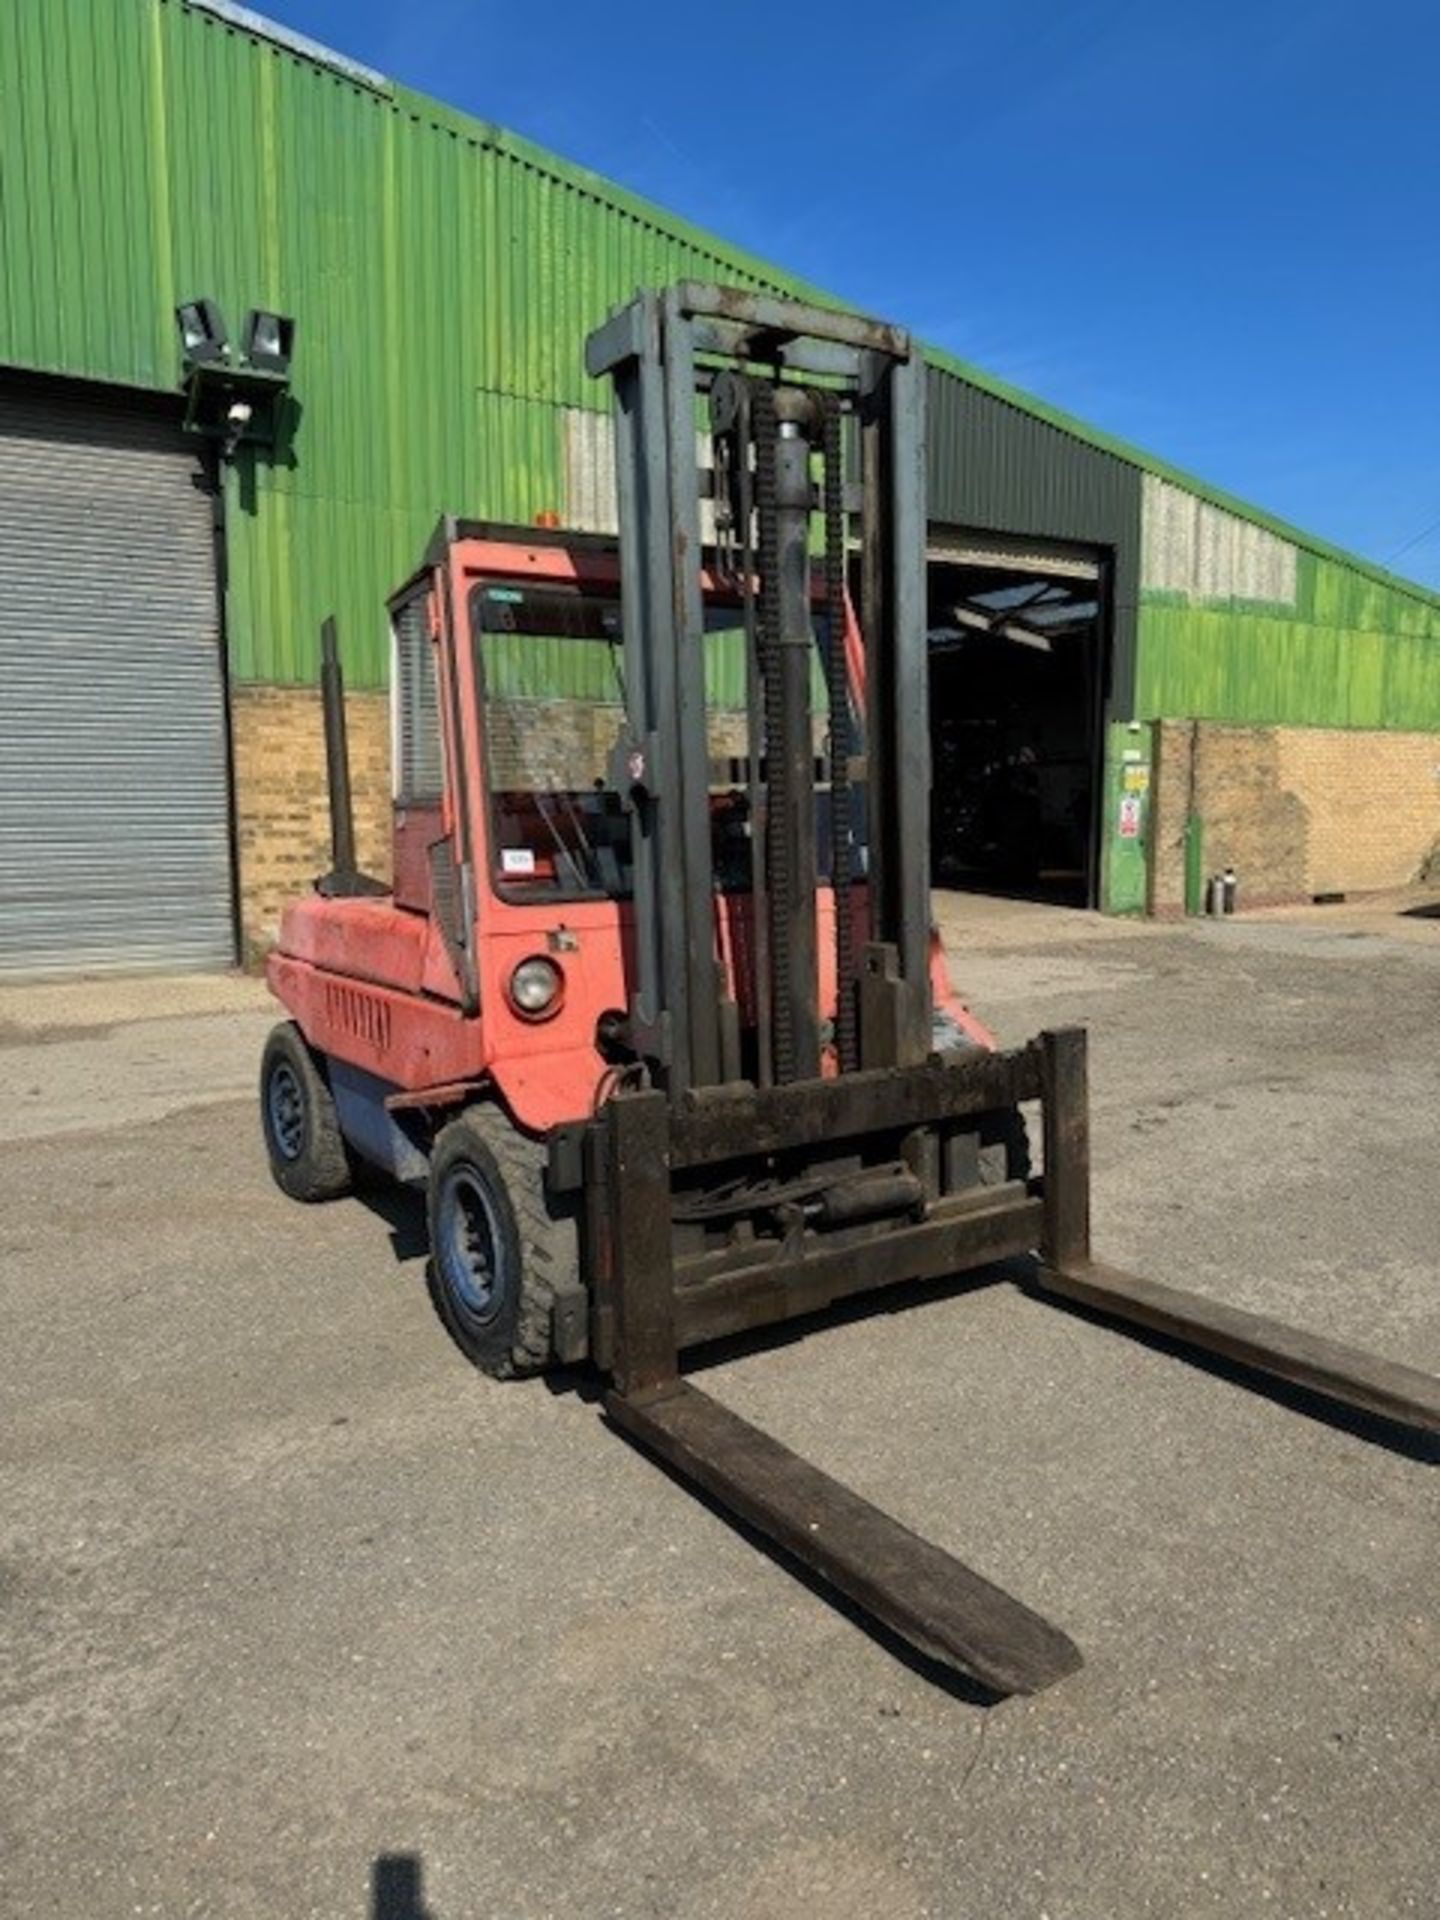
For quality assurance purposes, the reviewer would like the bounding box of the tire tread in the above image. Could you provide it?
[428,1103,580,1377]
[260,1022,352,1202]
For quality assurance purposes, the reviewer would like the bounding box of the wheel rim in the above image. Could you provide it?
[267,1059,306,1161]
[438,1165,507,1324]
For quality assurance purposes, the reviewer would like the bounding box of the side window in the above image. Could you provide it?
[391,589,444,804]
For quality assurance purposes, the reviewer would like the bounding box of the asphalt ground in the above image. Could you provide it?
[1,899,1437,1918]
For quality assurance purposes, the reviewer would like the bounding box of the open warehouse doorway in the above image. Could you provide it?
[926,531,1109,908]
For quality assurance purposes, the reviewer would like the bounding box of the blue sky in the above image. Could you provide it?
[271,0,1440,586]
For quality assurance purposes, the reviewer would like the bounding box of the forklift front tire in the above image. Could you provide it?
[426,1105,579,1379]
[260,1022,354,1202]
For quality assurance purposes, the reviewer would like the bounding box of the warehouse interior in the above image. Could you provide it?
[926,539,1106,908]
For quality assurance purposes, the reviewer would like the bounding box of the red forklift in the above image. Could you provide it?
[262,285,1438,1696]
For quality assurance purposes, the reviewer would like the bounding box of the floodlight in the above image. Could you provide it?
[240,308,295,377]
[175,297,229,366]
[175,298,294,458]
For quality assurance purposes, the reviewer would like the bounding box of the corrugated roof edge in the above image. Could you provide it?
[171,0,1440,617]
[183,0,391,91]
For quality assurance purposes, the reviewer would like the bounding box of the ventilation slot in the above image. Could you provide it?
[325,981,392,1052]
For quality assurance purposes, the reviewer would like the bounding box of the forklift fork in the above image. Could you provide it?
[586,1027,1437,1697]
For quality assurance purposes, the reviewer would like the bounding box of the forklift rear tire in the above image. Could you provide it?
[260,1022,354,1203]
[426,1104,580,1379]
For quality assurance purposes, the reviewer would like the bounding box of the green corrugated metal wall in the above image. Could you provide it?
[0,0,798,689]
[4,0,1438,731]
[1137,551,1440,730]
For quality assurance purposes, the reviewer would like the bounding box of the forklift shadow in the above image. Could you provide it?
[651,1243,1437,1464]
[677,1255,1025,1376]
[543,1255,1026,1412]
[1028,1272,1440,1465]
[549,1248,1440,1466]
[351,1174,429,1265]
[347,1169,1437,1469]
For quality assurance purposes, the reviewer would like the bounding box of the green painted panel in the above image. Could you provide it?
[1101,723,1152,915]
[2,0,169,382]
[1137,586,1440,733]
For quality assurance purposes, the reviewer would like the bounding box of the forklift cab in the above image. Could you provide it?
[362,520,923,1123]
[389,520,868,913]
[272,520,934,1140]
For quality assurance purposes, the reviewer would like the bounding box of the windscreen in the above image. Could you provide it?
[472,579,856,900]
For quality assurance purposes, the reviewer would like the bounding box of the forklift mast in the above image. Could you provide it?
[585,284,930,1093]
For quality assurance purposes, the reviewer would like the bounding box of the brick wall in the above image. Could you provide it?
[484,699,627,791]
[230,686,392,963]
[226,685,869,957]
[1150,720,1440,913]
[484,698,753,790]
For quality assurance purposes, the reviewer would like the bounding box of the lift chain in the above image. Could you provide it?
[732,385,772,1089]
[750,378,796,1085]
[822,391,856,1074]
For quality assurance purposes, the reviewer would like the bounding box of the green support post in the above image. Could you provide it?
[1183,813,1205,916]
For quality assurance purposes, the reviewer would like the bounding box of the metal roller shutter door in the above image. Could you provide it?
[0,382,233,974]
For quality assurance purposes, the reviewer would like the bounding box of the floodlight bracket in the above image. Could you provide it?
[180,358,290,453]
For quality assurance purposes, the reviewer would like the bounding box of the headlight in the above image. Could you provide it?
[509,955,562,1019]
